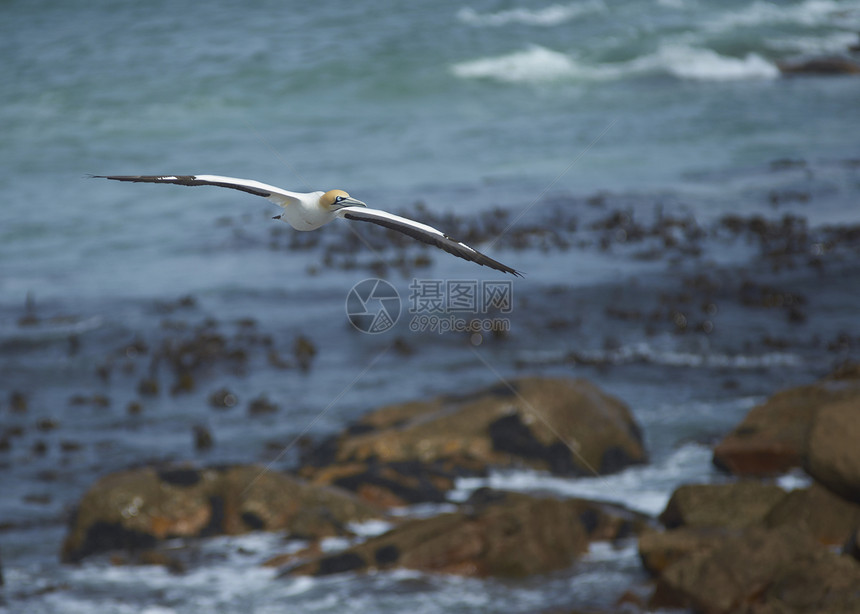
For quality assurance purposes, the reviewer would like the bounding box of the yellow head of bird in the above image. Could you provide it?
[320,189,366,210]
[320,189,351,210]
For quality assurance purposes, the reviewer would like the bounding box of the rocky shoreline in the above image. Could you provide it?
[55,367,860,613]
[3,159,859,611]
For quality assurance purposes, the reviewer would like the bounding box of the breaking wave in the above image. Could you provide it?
[708,0,860,31]
[456,1,606,27]
[451,45,583,83]
[651,44,779,81]
[451,43,779,84]
[570,342,803,369]
[452,443,715,516]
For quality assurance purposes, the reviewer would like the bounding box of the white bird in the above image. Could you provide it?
[93,174,522,276]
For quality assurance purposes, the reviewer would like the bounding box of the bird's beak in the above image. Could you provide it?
[332,197,367,210]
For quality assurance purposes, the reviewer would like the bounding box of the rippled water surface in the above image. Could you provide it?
[2,0,859,611]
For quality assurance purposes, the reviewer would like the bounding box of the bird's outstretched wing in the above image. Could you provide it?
[338,207,522,277]
[91,174,302,207]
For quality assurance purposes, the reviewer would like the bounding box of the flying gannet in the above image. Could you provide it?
[94,174,522,276]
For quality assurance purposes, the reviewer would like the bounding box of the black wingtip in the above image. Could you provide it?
[494,263,524,277]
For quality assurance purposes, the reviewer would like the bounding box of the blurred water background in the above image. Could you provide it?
[1,0,859,612]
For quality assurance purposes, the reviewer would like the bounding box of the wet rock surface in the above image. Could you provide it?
[778,56,860,75]
[712,367,860,476]
[805,396,860,502]
[640,364,860,613]
[639,526,730,577]
[658,481,787,529]
[650,525,860,613]
[281,490,649,579]
[61,465,381,562]
[299,377,647,506]
[764,482,860,546]
[642,487,860,612]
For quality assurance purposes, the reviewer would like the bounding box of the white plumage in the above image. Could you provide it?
[94,174,522,276]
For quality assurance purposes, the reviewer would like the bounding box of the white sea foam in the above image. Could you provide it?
[451,43,779,84]
[653,44,780,81]
[583,539,639,562]
[389,501,459,518]
[776,469,813,491]
[320,535,353,552]
[451,442,715,515]
[456,1,605,27]
[281,575,318,597]
[450,45,582,83]
[765,31,860,55]
[709,0,860,31]
[574,340,802,369]
[347,517,394,537]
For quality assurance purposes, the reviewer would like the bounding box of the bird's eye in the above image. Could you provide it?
[335,196,344,203]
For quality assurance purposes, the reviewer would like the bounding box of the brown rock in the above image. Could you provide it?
[826,362,860,381]
[765,482,860,546]
[638,526,730,576]
[754,551,860,614]
[713,374,860,476]
[659,482,787,529]
[219,466,380,539]
[307,460,455,508]
[193,425,213,451]
[9,390,29,413]
[284,491,648,578]
[247,395,279,416]
[61,465,381,562]
[301,377,647,506]
[208,387,238,409]
[805,398,860,502]
[262,542,322,569]
[778,56,860,75]
[650,525,860,613]
[293,335,316,371]
[845,528,860,563]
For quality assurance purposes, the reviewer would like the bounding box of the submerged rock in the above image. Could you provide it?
[193,425,214,451]
[301,377,647,506]
[282,490,649,578]
[208,387,238,409]
[61,465,381,563]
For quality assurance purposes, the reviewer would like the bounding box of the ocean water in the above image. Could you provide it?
[1,0,859,612]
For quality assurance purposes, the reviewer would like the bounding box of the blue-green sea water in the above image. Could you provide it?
[2,1,860,612]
